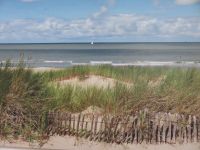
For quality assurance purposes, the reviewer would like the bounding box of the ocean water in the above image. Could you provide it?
[0,42,200,68]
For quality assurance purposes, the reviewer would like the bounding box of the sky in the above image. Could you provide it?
[0,0,200,43]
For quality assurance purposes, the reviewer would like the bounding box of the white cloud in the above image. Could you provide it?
[175,0,200,5]
[93,6,108,18]
[0,15,199,41]
[92,0,116,19]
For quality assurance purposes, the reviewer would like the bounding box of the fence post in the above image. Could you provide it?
[172,114,177,143]
[157,113,161,144]
[133,116,138,143]
[138,111,142,143]
[98,117,103,142]
[193,116,197,143]
[181,115,186,143]
[94,116,98,140]
[84,120,88,138]
[113,117,120,143]
[68,113,71,135]
[89,115,94,141]
[187,115,192,143]
[161,113,167,143]
[72,115,76,136]
[197,117,200,142]
[152,113,157,144]
[80,114,85,137]
[64,113,67,134]
[177,114,183,143]
[166,113,171,144]
[76,113,81,137]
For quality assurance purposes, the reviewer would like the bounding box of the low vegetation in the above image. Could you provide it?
[1,60,200,140]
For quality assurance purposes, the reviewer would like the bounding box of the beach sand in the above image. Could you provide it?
[0,136,200,150]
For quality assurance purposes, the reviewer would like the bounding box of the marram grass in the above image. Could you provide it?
[39,65,200,115]
[1,61,200,140]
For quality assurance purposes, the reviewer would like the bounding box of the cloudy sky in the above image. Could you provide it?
[0,0,200,43]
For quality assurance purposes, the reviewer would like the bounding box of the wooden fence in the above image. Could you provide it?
[46,110,200,144]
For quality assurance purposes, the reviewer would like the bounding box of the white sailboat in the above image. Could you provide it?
[91,41,94,45]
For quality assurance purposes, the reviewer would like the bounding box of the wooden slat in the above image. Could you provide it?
[197,117,200,142]
[156,113,161,144]
[166,113,172,144]
[113,117,120,143]
[76,114,81,136]
[68,113,71,135]
[98,117,103,142]
[134,117,138,143]
[84,121,88,138]
[193,116,197,143]
[80,114,85,137]
[178,114,183,143]
[182,115,187,144]
[89,115,94,140]
[72,115,75,135]
[187,115,192,143]
[162,113,167,143]
[93,116,98,140]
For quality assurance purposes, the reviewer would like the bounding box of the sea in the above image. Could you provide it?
[0,42,200,68]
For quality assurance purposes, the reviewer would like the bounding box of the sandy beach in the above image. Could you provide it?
[0,136,200,150]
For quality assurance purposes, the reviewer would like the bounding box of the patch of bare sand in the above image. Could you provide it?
[56,75,133,89]
[0,139,39,149]
[148,76,166,88]
[81,106,103,116]
[55,75,167,89]
[0,135,200,150]
[42,136,200,150]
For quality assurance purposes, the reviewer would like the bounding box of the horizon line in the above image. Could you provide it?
[0,41,200,45]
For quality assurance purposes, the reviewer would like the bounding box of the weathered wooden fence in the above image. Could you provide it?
[46,110,200,144]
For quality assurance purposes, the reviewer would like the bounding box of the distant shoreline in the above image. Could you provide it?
[0,42,200,45]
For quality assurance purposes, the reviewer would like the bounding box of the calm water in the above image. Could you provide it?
[0,42,200,67]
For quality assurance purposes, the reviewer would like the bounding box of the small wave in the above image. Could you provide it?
[112,63,134,66]
[90,61,112,65]
[112,61,176,66]
[71,62,89,66]
[0,60,6,63]
[134,61,176,66]
[44,60,65,63]
[42,60,200,67]
[113,61,200,67]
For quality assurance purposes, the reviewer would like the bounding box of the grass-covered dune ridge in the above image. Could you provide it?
[40,65,200,115]
[1,62,200,115]
[1,61,200,140]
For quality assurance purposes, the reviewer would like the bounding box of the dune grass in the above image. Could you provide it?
[1,62,200,115]
[0,61,50,140]
[0,62,200,140]
[38,65,200,116]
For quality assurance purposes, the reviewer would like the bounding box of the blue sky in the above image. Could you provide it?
[0,0,200,42]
